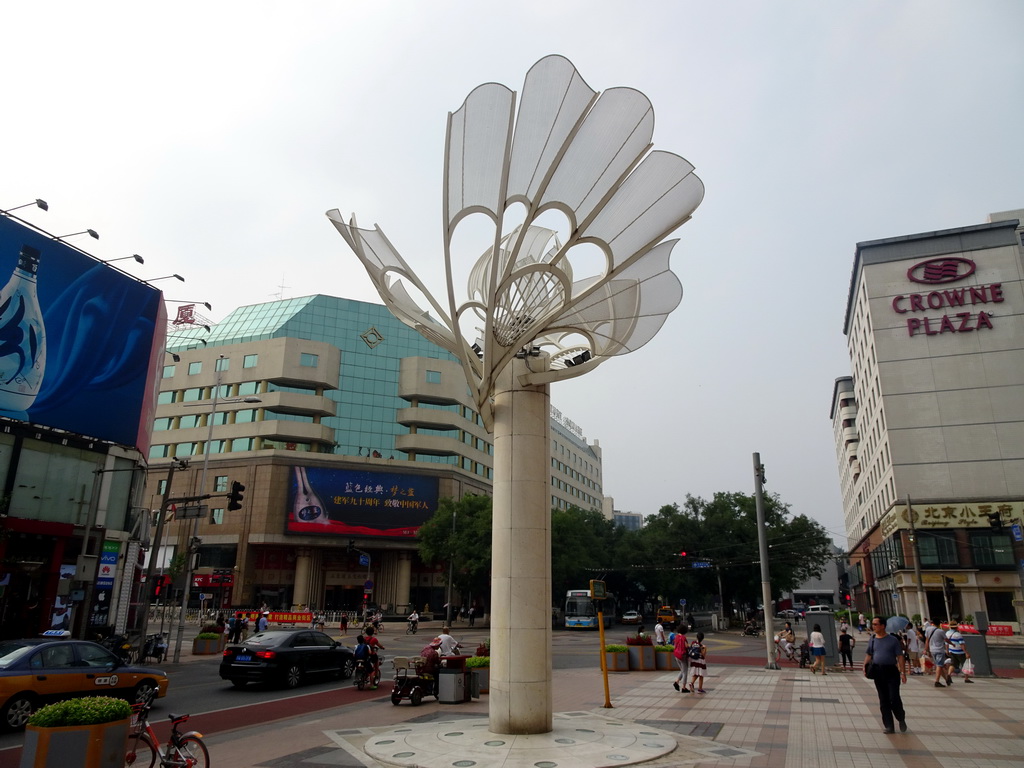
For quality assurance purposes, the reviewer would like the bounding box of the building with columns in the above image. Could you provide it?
[831,209,1024,630]
[146,295,604,613]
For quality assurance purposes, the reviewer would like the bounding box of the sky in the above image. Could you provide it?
[3,1,1022,548]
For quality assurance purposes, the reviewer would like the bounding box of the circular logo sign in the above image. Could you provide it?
[906,257,976,285]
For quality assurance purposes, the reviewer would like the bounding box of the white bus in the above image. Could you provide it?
[564,589,616,629]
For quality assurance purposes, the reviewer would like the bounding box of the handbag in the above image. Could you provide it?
[962,658,974,677]
[864,662,878,679]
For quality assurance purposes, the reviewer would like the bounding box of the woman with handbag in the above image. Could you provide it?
[864,616,909,734]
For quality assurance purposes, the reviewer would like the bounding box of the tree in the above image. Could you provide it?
[417,495,492,605]
[550,506,619,604]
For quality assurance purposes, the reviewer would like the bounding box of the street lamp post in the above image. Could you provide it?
[171,357,260,663]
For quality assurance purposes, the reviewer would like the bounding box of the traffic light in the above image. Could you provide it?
[679,550,687,557]
[348,539,356,553]
[227,481,245,511]
[943,576,955,592]
[988,512,1003,531]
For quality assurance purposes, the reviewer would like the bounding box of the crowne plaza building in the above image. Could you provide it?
[832,209,1024,631]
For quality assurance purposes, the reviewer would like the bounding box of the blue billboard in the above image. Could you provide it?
[0,216,166,451]
[285,465,439,539]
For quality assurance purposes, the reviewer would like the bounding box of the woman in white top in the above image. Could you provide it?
[809,624,827,675]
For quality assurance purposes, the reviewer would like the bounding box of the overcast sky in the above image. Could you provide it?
[4,1,1022,547]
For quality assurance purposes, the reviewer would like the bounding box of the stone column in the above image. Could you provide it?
[293,548,311,609]
[489,354,552,734]
[395,551,413,613]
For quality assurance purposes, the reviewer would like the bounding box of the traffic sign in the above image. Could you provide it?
[679,598,687,606]
[1012,523,1023,542]
[198,593,208,601]
[364,580,374,590]
[359,554,370,567]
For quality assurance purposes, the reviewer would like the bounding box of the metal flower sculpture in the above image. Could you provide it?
[328,54,703,431]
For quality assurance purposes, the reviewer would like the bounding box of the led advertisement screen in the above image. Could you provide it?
[0,216,165,451]
[285,465,439,538]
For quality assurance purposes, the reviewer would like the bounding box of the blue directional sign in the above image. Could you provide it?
[1011,523,1022,543]
[359,554,370,567]
[691,560,712,569]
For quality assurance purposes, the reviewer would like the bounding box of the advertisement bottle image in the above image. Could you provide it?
[293,466,329,523]
[0,244,46,411]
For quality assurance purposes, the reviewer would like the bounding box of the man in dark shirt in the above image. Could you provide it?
[864,616,908,734]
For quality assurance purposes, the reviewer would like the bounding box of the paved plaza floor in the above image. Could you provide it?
[201,656,1024,767]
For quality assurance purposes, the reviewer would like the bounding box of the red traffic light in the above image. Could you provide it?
[679,550,687,557]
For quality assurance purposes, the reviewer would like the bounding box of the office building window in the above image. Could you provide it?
[149,445,169,459]
[154,418,171,431]
[157,391,175,405]
[970,532,1014,566]
[426,370,441,384]
[182,388,203,402]
[188,361,202,375]
[211,508,225,525]
[162,365,175,378]
[300,353,319,368]
[243,354,258,369]
[157,480,167,495]
[918,532,958,567]
[215,357,230,372]
[238,381,259,395]
[179,414,199,429]
[231,437,254,451]
[214,476,229,492]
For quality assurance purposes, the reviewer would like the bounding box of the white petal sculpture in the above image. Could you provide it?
[328,54,703,735]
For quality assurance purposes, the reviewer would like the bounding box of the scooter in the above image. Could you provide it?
[99,633,137,664]
[742,622,762,637]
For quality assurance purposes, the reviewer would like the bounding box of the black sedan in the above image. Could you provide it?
[219,629,354,689]
[0,637,169,731]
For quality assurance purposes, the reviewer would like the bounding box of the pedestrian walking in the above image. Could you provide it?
[653,620,666,646]
[258,611,269,632]
[340,613,349,635]
[688,632,707,693]
[906,624,923,674]
[945,620,973,683]
[858,612,867,633]
[468,605,476,627]
[925,618,951,687]
[838,628,855,668]
[809,624,827,675]
[229,612,243,644]
[672,622,690,692]
[864,615,909,734]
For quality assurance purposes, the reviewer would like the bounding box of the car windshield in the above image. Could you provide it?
[0,642,37,668]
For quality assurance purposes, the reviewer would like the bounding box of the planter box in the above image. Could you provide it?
[655,650,675,671]
[192,636,225,655]
[627,644,655,671]
[21,718,130,768]
[604,651,628,671]
[470,667,490,694]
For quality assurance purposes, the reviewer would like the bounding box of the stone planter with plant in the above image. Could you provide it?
[654,644,675,670]
[22,696,131,768]
[604,644,628,671]
[192,632,225,655]
[625,634,655,670]
[465,654,490,694]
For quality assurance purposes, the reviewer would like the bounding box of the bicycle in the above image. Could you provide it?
[353,657,382,690]
[125,703,209,767]
[406,620,418,635]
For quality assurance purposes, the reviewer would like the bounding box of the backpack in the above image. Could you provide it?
[688,642,702,660]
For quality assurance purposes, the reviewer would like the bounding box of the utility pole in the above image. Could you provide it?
[753,453,778,670]
[906,496,927,621]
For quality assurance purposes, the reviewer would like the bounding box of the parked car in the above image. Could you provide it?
[0,636,169,731]
[219,629,354,689]
[775,609,801,619]
[620,610,642,625]
[805,605,834,614]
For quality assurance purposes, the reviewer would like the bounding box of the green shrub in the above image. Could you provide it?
[604,644,627,653]
[465,655,490,668]
[196,632,222,640]
[28,696,131,727]
[654,644,673,652]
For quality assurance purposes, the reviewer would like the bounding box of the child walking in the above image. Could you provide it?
[688,632,707,693]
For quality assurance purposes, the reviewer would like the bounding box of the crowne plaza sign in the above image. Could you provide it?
[891,257,1004,337]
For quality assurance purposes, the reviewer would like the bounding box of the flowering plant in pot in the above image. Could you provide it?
[28,696,131,727]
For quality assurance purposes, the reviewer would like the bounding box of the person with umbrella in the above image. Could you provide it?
[864,615,909,734]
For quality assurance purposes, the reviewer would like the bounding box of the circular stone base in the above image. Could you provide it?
[364,712,677,768]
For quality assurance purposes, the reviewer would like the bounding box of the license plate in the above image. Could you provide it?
[235,655,252,662]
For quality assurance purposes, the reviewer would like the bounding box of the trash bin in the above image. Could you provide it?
[438,655,471,704]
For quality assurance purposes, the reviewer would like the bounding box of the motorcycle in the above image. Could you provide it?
[99,633,138,664]
[742,622,762,637]
[141,632,168,664]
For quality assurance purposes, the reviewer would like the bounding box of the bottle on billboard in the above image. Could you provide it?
[293,466,329,523]
[0,244,46,411]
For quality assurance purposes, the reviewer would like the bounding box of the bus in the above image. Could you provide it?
[564,589,616,629]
